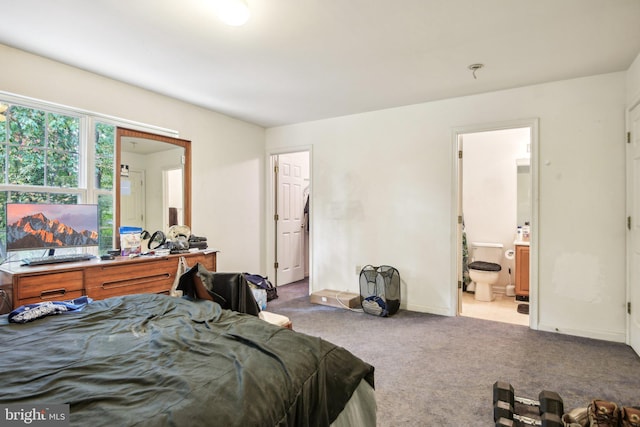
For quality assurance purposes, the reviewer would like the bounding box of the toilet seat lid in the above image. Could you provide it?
[468,261,501,272]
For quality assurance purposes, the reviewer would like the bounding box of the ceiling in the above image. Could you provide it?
[1,0,640,128]
[121,137,180,155]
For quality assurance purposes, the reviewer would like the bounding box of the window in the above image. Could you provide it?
[6,107,80,188]
[0,100,115,256]
[94,122,115,252]
[95,122,114,191]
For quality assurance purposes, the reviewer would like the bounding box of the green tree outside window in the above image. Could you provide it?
[95,122,115,252]
[0,101,116,256]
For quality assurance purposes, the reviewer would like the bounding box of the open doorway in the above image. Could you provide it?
[454,120,538,327]
[163,167,183,228]
[270,151,310,289]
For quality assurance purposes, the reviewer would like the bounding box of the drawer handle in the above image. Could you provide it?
[102,274,171,289]
[40,289,67,299]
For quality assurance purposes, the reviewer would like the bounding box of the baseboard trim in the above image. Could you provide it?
[537,322,626,343]
[402,302,451,317]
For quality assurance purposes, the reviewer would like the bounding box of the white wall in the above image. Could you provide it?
[3,42,634,343]
[0,44,266,273]
[266,72,628,342]
[628,52,640,106]
[122,148,184,233]
[144,147,184,233]
[166,169,184,225]
[463,128,530,290]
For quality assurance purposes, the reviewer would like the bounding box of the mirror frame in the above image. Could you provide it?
[115,127,192,247]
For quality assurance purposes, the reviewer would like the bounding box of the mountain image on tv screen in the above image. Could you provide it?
[6,203,99,251]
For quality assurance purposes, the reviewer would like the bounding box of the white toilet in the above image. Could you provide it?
[468,242,503,302]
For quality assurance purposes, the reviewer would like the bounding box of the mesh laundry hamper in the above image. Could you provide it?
[359,265,400,317]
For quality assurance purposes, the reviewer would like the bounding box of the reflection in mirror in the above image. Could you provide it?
[516,158,531,227]
[164,168,184,226]
[115,128,191,246]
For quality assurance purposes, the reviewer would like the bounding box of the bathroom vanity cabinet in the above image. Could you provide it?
[515,244,530,297]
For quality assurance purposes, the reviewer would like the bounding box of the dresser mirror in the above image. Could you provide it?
[516,158,531,228]
[115,128,191,244]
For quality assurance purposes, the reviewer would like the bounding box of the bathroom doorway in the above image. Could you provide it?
[454,120,538,327]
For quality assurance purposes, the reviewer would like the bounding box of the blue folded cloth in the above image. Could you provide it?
[8,296,93,324]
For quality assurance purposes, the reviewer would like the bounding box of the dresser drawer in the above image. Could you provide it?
[18,290,86,307]
[85,258,176,300]
[184,252,216,271]
[17,271,84,302]
[2,253,218,309]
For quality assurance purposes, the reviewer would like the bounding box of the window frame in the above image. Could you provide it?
[0,91,179,254]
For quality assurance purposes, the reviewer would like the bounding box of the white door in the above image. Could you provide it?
[121,169,145,229]
[276,153,306,285]
[457,135,464,314]
[628,104,640,356]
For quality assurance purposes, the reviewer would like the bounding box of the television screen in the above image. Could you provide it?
[6,203,99,251]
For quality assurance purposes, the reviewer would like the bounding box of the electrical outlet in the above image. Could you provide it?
[355,265,362,275]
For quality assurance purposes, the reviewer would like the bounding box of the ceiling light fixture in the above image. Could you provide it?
[0,104,8,122]
[213,0,251,26]
[468,63,484,79]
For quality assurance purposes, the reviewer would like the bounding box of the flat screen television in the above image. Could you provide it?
[5,203,99,252]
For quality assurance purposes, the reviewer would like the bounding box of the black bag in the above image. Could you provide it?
[243,273,278,301]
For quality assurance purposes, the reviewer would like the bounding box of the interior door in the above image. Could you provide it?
[628,103,640,356]
[276,153,306,285]
[457,134,464,314]
[121,169,145,229]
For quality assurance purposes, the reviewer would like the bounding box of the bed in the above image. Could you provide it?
[0,294,375,426]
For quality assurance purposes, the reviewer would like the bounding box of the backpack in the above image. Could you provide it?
[243,273,278,301]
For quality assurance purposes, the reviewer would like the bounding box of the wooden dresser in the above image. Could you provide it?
[515,243,530,298]
[0,250,217,310]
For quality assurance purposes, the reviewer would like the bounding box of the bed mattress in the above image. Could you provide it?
[0,294,374,426]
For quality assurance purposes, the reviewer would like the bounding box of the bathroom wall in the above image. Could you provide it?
[462,128,530,291]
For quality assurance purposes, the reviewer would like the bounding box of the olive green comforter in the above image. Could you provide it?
[0,294,374,426]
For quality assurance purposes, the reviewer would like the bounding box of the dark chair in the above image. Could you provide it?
[177,264,260,316]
